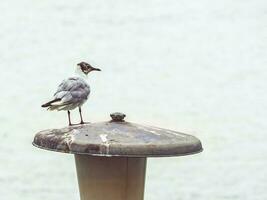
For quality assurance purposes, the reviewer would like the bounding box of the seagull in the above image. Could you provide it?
[41,62,101,126]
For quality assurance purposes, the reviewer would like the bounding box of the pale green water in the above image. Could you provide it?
[0,0,266,199]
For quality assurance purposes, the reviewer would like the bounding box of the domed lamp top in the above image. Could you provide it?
[33,112,202,157]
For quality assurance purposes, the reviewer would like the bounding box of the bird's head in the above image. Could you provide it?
[76,62,101,76]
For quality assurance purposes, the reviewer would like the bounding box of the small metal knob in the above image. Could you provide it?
[110,112,126,122]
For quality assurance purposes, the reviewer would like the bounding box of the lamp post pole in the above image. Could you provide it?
[75,156,146,200]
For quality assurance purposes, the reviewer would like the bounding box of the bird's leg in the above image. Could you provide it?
[68,110,72,126]
[79,107,84,124]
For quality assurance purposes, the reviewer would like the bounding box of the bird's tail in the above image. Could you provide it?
[41,98,61,108]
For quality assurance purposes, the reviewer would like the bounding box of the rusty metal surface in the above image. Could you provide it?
[33,120,203,157]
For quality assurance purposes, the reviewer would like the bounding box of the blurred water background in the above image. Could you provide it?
[0,0,266,199]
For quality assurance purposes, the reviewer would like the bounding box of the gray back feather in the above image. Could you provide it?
[54,77,90,104]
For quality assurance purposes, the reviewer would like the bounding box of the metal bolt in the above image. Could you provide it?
[110,112,126,122]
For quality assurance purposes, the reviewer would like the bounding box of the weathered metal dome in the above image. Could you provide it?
[33,112,202,157]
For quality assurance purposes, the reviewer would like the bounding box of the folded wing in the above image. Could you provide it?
[42,77,90,111]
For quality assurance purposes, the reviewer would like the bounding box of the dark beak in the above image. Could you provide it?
[92,67,101,71]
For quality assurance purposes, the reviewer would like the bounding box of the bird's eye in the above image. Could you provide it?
[81,66,86,71]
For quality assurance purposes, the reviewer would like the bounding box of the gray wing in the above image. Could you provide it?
[54,77,79,95]
[54,77,90,104]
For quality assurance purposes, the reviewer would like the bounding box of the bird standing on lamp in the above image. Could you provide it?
[42,62,101,126]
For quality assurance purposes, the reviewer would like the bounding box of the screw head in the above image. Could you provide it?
[110,112,126,122]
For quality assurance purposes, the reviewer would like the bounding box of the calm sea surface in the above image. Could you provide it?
[0,0,266,199]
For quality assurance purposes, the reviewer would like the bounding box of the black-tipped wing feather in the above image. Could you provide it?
[41,98,61,107]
